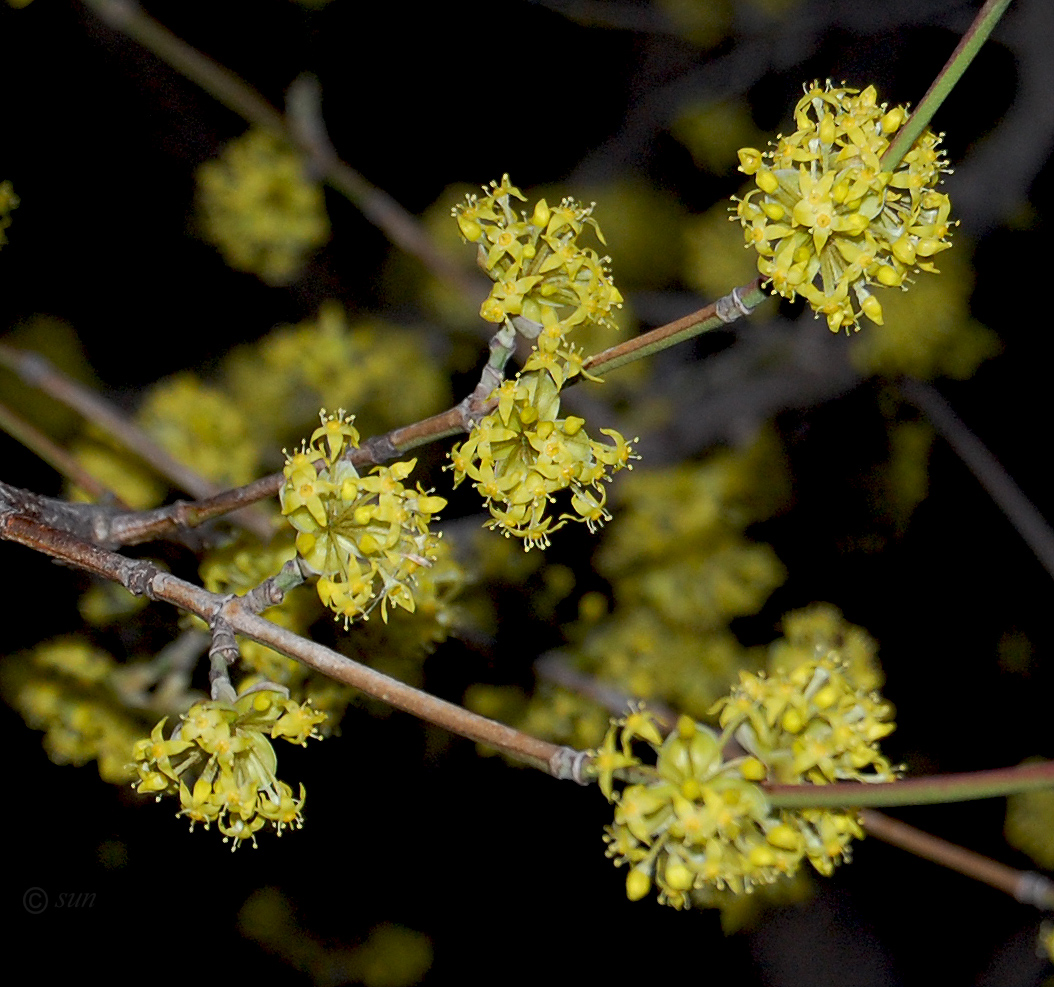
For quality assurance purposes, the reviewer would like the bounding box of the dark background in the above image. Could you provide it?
[2,1,1054,984]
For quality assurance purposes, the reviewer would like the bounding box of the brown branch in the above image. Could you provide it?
[96,281,774,546]
[0,507,585,780]
[0,342,273,540]
[860,809,1054,910]
[0,399,131,508]
[80,0,485,300]
[582,278,765,378]
[102,393,501,546]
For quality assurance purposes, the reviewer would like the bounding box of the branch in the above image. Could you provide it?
[860,809,1054,910]
[582,280,766,377]
[0,399,131,508]
[0,342,273,540]
[0,507,587,782]
[89,279,774,545]
[765,761,1054,809]
[900,377,1054,583]
[79,0,484,299]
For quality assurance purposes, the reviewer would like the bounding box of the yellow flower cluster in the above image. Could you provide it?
[0,638,144,784]
[454,174,623,337]
[226,301,451,439]
[598,653,897,908]
[280,410,447,623]
[735,81,954,332]
[137,371,261,487]
[132,686,325,849]
[196,128,329,284]
[767,601,885,693]
[450,367,637,549]
[450,177,636,548]
[1040,921,1054,965]
[712,655,897,787]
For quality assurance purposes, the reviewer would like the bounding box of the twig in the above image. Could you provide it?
[583,280,765,377]
[80,0,483,299]
[0,398,131,508]
[0,342,273,540]
[0,507,587,781]
[765,761,1054,809]
[899,377,1054,583]
[860,809,1054,910]
[98,281,774,544]
[100,392,503,546]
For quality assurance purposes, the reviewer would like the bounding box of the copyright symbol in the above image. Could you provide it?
[23,887,47,914]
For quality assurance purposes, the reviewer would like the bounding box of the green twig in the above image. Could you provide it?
[883,0,1013,166]
[584,279,766,377]
[765,759,1054,809]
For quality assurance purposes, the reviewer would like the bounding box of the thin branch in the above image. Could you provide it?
[0,399,131,508]
[899,377,1054,583]
[535,647,1054,812]
[860,809,1054,910]
[80,0,483,299]
[101,392,503,546]
[0,507,587,781]
[583,279,766,377]
[99,281,774,543]
[9,487,1054,807]
[765,761,1054,809]
[0,342,273,540]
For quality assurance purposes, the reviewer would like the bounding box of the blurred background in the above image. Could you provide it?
[2,1,1054,984]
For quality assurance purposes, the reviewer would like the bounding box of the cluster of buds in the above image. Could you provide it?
[450,177,637,548]
[596,654,897,907]
[280,410,447,623]
[131,686,326,849]
[735,81,954,332]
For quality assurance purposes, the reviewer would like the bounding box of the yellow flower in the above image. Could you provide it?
[132,686,324,849]
[196,128,329,284]
[280,411,447,622]
[448,368,637,549]
[0,179,18,247]
[603,655,897,907]
[734,81,954,332]
[453,175,623,341]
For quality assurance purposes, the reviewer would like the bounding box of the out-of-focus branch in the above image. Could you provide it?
[861,809,1054,910]
[80,0,483,298]
[0,342,274,540]
[900,377,1054,583]
[0,398,130,508]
